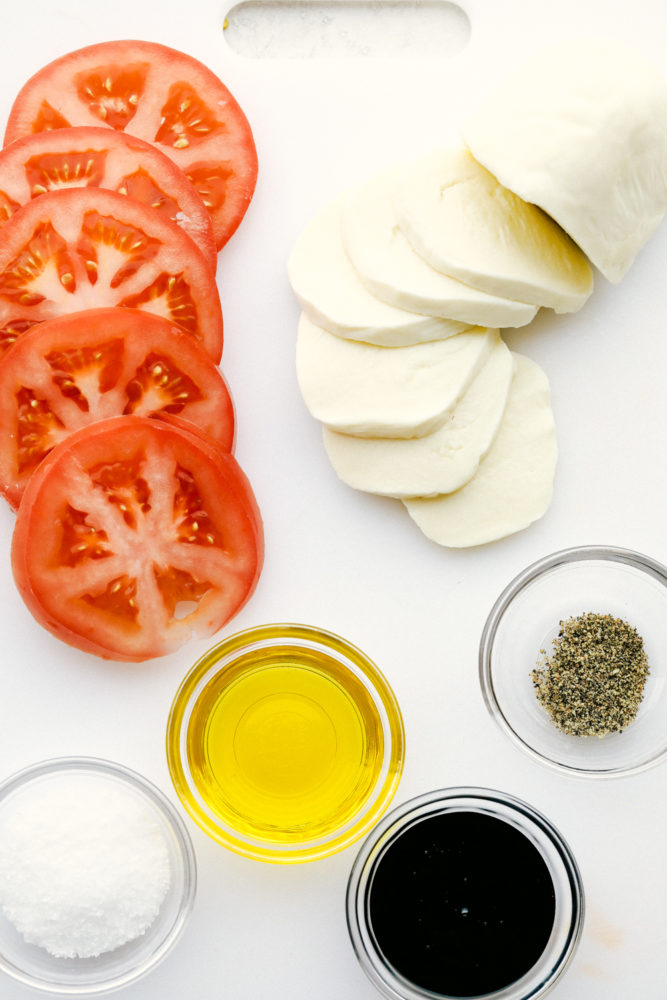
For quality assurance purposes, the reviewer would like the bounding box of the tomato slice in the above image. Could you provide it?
[0,307,235,509]
[0,187,223,361]
[0,127,217,272]
[11,415,264,661]
[5,40,258,249]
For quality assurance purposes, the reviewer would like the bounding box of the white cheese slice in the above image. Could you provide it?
[397,148,593,313]
[341,167,538,329]
[322,334,512,498]
[287,197,468,346]
[403,353,557,547]
[296,315,496,438]
[463,39,667,283]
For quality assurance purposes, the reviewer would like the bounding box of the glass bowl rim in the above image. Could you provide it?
[166,622,406,863]
[0,755,197,996]
[479,543,667,778]
[346,785,585,1000]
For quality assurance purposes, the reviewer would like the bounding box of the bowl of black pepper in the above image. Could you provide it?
[479,545,667,777]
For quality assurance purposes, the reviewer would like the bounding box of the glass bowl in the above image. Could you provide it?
[479,545,667,777]
[0,757,196,995]
[166,623,405,863]
[346,787,584,1000]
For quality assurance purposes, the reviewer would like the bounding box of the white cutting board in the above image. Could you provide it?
[0,1,666,998]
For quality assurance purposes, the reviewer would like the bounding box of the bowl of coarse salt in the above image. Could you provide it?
[0,757,196,994]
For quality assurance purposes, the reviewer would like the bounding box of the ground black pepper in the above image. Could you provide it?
[531,612,650,737]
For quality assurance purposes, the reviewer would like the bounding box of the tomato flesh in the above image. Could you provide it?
[0,126,216,269]
[0,307,234,508]
[11,416,263,661]
[25,148,107,190]
[0,187,223,360]
[75,63,147,131]
[32,102,70,132]
[5,41,258,249]
[154,83,223,148]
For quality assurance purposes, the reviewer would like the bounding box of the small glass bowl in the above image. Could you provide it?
[346,787,584,1000]
[0,757,196,996]
[479,545,667,777]
[166,623,405,863]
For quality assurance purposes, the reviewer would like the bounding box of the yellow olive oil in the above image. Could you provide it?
[186,644,385,845]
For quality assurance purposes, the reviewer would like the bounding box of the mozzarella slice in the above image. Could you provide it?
[287,197,468,346]
[296,315,496,438]
[342,167,538,329]
[463,39,667,283]
[398,148,593,313]
[404,353,557,547]
[322,335,513,498]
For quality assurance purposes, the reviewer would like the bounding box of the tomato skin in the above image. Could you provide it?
[0,127,217,272]
[0,307,235,509]
[4,40,258,249]
[11,416,264,662]
[0,187,223,362]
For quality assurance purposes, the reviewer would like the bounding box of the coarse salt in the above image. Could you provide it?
[0,771,172,959]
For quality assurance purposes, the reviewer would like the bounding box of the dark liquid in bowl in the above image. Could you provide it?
[368,811,556,997]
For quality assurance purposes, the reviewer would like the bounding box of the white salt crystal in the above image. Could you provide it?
[0,772,172,959]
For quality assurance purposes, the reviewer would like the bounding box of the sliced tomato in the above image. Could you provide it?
[5,40,258,249]
[11,415,264,661]
[0,307,235,509]
[0,127,217,271]
[0,187,223,361]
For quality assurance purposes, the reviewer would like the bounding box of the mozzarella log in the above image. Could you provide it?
[397,148,593,313]
[342,167,539,329]
[463,39,667,283]
[403,353,557,547]
[322,334,513,498]
[296,315,496,438]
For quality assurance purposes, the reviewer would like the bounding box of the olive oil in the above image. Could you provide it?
[186,644,385,845]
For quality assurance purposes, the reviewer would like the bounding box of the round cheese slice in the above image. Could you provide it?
[296,315,496,438]
[287,197,467,346]
[397,147,593,313]
[322,334,512,498]
[403,353,557,547]
[342,167,538,329]
[463,39,667,283]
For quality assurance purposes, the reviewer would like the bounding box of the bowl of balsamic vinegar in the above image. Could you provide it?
[346,787,584,1000]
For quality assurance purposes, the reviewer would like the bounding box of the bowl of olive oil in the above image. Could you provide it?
[166,624,405,862]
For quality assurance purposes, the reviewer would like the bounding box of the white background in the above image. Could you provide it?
[0,0,666,997]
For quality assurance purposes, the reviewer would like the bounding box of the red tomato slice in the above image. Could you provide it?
[11,415,264,661]
[0,307,235,509]
[0,127,217,272]
[4,40,258,250]
[0,187,223,362]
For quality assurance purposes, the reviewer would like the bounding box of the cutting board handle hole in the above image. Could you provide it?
[223,1,470,57]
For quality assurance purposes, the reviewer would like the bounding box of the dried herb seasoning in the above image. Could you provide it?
[531,612,650,737]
